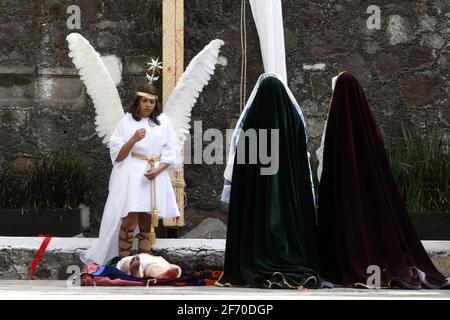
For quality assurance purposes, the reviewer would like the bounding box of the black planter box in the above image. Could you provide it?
[409,212,450,240]
[0,208,81,237]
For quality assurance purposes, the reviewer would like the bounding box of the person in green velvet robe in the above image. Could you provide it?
[216,73,324,289]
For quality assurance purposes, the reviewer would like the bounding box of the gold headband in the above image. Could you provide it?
[136,92,158,100]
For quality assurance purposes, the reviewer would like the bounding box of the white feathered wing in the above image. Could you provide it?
[163,39,225,147]
[66,33,125,146]
[67,33,224,148]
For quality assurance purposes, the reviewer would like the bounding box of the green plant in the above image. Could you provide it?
[388,123,450,213]
[0,151,89,209]
[0,163,27,208]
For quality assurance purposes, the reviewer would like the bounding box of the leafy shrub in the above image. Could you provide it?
[0,151,89,209]
[388,124,449,213]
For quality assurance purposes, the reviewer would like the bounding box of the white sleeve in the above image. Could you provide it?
[109,116,129,165]
[160,115,181,172]
[315,120,327,182]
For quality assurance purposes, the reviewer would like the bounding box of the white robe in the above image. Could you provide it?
[80,112,180,265]
[316,75,339,182]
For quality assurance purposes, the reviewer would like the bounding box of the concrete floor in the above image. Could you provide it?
[0,280,449,299]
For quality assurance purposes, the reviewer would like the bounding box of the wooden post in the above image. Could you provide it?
[162,0,185,230]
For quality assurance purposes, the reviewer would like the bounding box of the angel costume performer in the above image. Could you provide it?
[66,33,224,265]
[81,112,180,265]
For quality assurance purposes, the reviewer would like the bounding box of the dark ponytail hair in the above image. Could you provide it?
[129,83,162,125]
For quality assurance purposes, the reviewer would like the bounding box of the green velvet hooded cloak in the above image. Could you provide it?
[217,75,323,289]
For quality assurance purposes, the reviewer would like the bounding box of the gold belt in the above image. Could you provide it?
[131,152,161,166]
[131,151,161,244]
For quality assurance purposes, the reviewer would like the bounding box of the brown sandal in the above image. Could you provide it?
[119,226,134,257]
[136,230,155,253]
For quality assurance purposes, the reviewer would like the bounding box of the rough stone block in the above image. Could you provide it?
[0,22,24,46]
[0,130,22,149]
[387,15,413,45]
[182,218,226,239]
[341,54,371,88]
[12,155,34,173]
[306,117,325,139]
[376,54,401,78]
[37,76,84,103]
[419,14,437,32]
[0,75,36,101]
[421,34,446,50]
[440,106,450,126]
[184,165,210,189]
[310,73,329,99]
[366,42,380,55]
[284,27,299,53]
[305,37,341,59]
[0,237,225,280]
[36,67,79,76]
[97,31,119,50]
[435,0,450,15]
[0,66,34,74]
[438,55,450,70]
[300,99,326,116]
[383,119,404,138]
[401,73,440,106]
[407,46,434,68]
[124,56,152,74]
[0,109,27,126]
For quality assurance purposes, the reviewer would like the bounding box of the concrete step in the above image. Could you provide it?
[0,237,448,280]
[1,280,449,299]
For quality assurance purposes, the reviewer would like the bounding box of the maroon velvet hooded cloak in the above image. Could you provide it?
[317,72,449,289]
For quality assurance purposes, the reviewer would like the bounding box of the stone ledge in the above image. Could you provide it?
[0,75,84,104]
[0,67,79,76]
[0,237,225,280]
[0,66,35,75]
[0,237,448,280]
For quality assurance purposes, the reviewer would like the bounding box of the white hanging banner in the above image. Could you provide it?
[249,0,287,83]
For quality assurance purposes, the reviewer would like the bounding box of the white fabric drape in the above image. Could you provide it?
[222,1,305,203]
[316,75,340,181]
[249,0,287,84]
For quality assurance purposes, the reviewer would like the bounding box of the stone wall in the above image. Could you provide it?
[0,237,225,279]
[283,0,450,146]
[0,0,165,234]
[0,1,449,235]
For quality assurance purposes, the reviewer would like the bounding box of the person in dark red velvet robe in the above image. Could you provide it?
[317,71,449,289]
